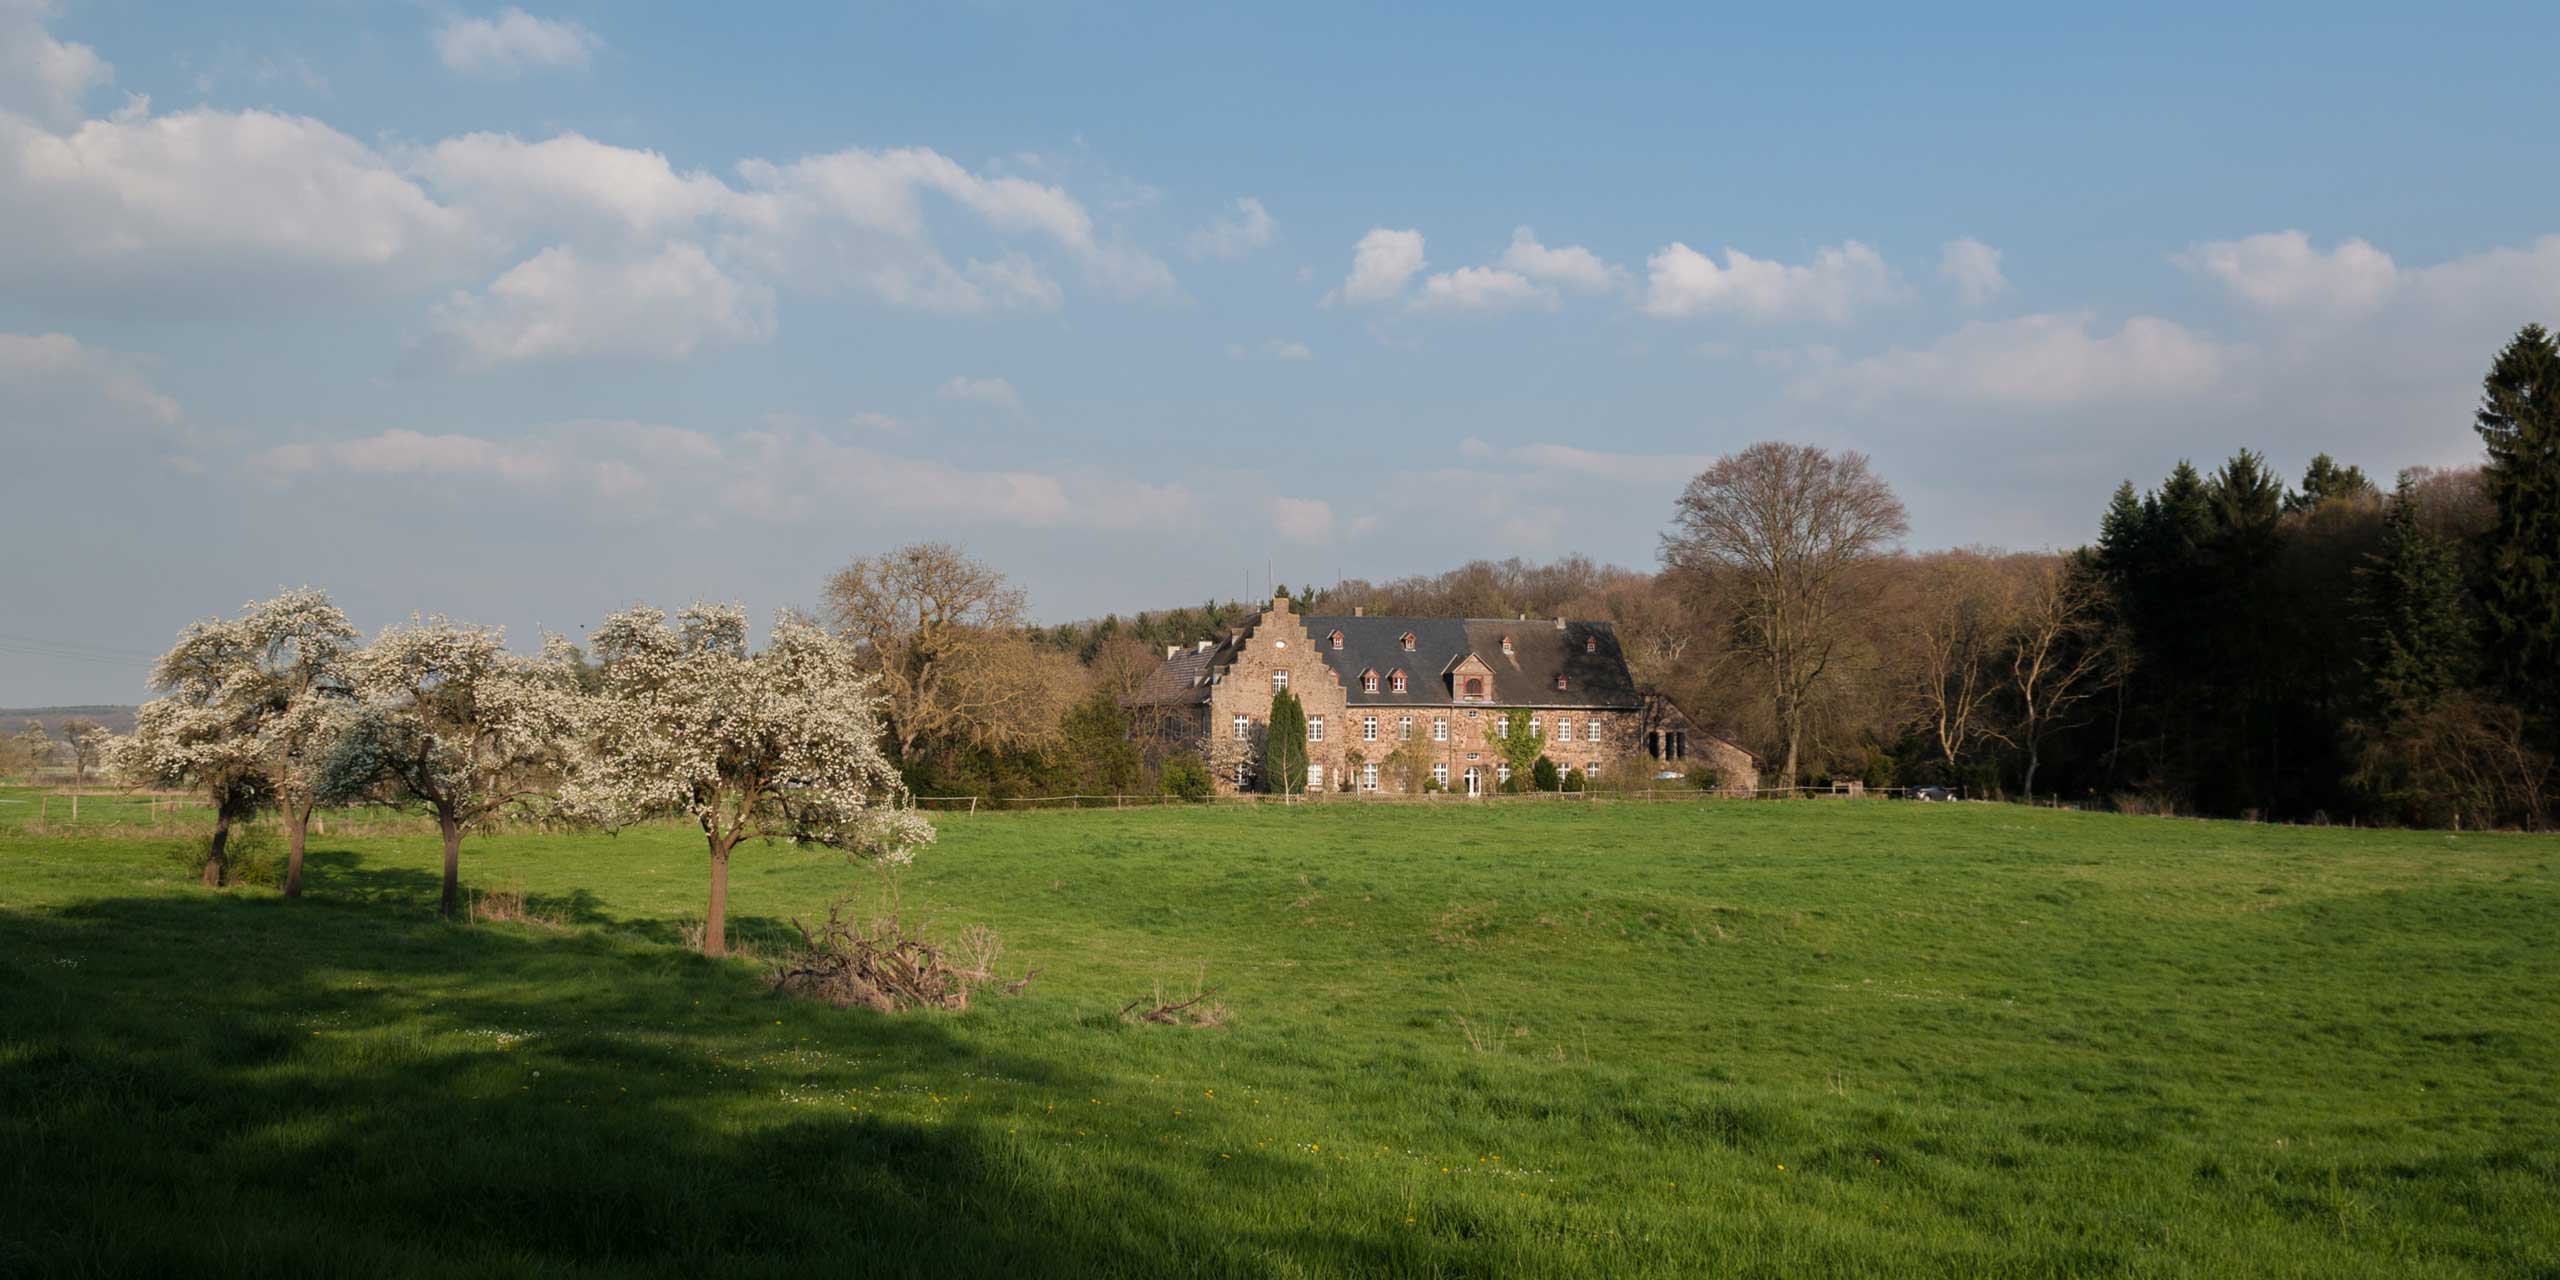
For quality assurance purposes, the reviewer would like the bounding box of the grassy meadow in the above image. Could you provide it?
[2,790,2555,1277]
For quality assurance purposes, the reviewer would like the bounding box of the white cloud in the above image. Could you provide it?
[1185,195,1275,260]
[433,9,599,77]
[938,375,1022,412]
[1270,496,1333,544]
[0,106,483,306]
[413,131,741,241]
[732,144,1174,308]
[1641,239,1897,323]
[2178,230,2400,314]
[1462,440,1712,483]
[257,420,1194,530]
[1938,237,2006,306]
[1798,312,2225,410]
[1411,266,1550,313]
[265,427,560,485]
[1498,227,1623,294]
[0,0,109,126]
[1330,227,1425,306]
[0,331,180,427]
[1227,338,1312,361]
[424,241,773,369]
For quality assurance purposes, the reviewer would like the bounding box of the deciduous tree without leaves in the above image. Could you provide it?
[1663,443,1909,789]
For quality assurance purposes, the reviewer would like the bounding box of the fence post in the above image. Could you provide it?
[969,796,979,817]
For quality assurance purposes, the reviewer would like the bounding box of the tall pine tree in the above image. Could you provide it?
[2475,323,2560,742]
[2359,473,2473,717]
[2287,453,2376,513]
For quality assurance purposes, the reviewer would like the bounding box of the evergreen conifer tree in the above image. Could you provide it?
[1264,689,1308,795]
[2474,323,2560,740]
[2359,474,2473,717]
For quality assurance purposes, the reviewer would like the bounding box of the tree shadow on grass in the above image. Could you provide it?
[0,888,1311,1279]
[298,846,799,954]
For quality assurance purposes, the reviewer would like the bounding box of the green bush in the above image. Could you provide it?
[1156,754,1212,802]
[1531,757,1561,791]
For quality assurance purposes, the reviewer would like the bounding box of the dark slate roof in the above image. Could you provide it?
[1307,616,1645,709]
[1129,644,1219,707]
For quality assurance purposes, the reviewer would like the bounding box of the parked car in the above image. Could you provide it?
[1652,770,1685,782]
[1911,785,1955,802]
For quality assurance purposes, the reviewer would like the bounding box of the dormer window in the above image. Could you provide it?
[1328,630,1344,650]
[1399,632,1416,651]
[1500,635,1513,655]
[1584,636,1597,653]
[1361,669,1379,693]
[1555,673,1569,691]
[1463,676,1485,699]
[1389,669,1407,693]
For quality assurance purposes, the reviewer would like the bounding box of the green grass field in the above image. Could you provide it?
[3,792,2554,1277]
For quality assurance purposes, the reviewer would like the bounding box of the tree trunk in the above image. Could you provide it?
[284,799,310,900]
[2024,738,2041,804]
[437,811,463,919]
[1780,727,1801,798]
[202,813,232,887]
[704,840,731,957]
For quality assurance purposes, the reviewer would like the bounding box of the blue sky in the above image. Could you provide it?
[6,1,2557,703]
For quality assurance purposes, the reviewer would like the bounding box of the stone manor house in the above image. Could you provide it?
[1130,593,1757,796]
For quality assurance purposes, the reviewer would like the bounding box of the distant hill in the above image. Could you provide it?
[0,706,138,738]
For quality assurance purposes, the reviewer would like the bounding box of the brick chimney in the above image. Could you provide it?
[1554,615,1566,629]
[1353,606,1365,617]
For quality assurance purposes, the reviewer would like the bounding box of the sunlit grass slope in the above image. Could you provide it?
[3,798,2554,1277]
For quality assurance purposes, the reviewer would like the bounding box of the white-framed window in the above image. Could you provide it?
[1556,718,1571,742]
[1272,670,1288,692]
[1497,763,1512,785]
[1362,763,1379,791]
[1308,763,1323,791]
[1587,719,1602,742]
[1494,718,1508,739]
[1398,715,1413,740]
[1432,717,1448,742]
[1584,761,1600,779]
[1362,715,1378,741]
[1308,716,1324,742]
[1362,671,1379,693]
[1390,670,1408,693]
[1529,716,1542,738]
[1233,762,1249,786]
[1432,762,1449,787]
[1232,714,1249,741]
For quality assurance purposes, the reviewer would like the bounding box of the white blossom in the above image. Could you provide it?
[566,603,930,955]
[331,614,585,915]
[111,588,360,888]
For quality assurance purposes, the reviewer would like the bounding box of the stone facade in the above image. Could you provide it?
[1134,595,1758,796]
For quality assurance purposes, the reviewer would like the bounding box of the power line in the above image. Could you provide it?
[0,633,159,668]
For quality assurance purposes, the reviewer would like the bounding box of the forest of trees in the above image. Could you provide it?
[953,325,2560,828]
